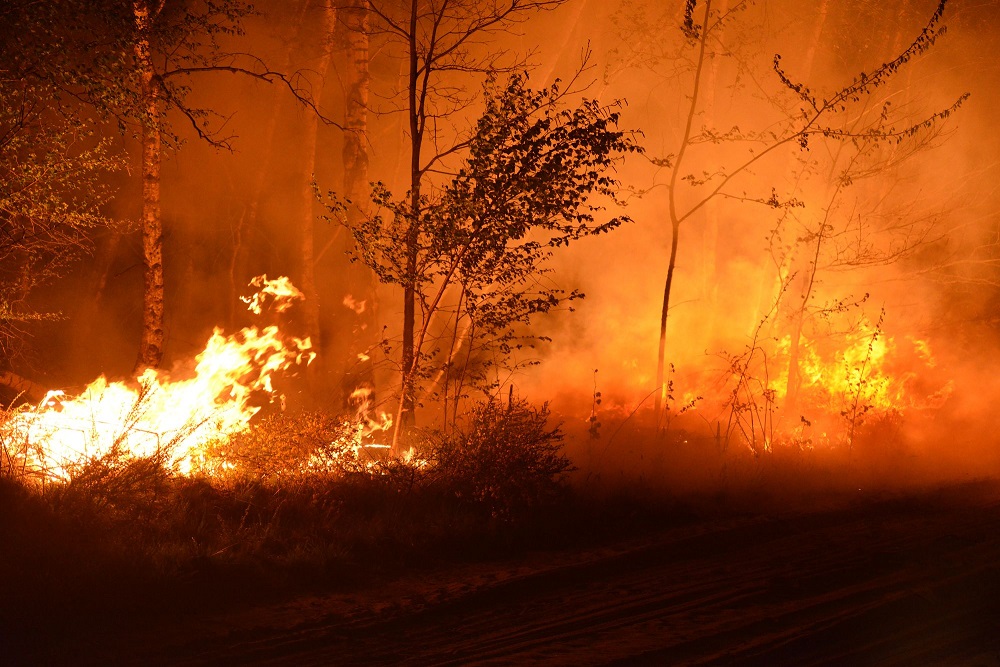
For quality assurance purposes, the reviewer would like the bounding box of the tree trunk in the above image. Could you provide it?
[338,0,378,411]
[396,0,421,447]
[655,0,712,425]
[341,0,370,208]
[133,0,165,374]
[299,0,337,397]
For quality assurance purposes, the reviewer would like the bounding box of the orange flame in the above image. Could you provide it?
[762,325,949,446]
[770,325,912,414]
[2,276,314,482]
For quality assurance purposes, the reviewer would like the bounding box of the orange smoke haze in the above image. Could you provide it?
[18,0,1000,490]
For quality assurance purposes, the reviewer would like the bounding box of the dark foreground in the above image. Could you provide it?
[23,482,1000,666]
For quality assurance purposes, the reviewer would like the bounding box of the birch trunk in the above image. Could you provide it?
[398,0,421,444]
[133,0,165,374]
[655,0,712,425]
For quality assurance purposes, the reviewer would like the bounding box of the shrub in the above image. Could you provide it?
[204,411,355,480]
[426,398,574,519]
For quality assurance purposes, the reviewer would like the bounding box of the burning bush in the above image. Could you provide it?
[204,411,353,480]
[426,398,574,519]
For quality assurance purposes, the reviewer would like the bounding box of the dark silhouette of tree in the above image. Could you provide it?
[365,0,568,432]
[344,73,638,449]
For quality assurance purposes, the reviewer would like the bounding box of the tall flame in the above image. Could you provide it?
[770,325,911,414]
[759,324,949,447]
[1,276,313,482]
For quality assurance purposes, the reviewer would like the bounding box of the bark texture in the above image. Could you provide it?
[399,0,421,436]
[133,0,165,374]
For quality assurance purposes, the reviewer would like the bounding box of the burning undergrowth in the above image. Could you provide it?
[0,274,970,524]
[0,364,578,654]
[0,278,989,659]
[0,278,578,640]
[544,298,987,504]
[0,277,576,518]
[0,275,389,485]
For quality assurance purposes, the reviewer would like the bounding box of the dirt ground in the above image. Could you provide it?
[21,481,1000,666]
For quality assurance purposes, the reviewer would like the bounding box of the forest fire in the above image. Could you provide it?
[772,328,935,417]
[756,326,950,449]
[6,0,1000,663]
[0,276,315,482]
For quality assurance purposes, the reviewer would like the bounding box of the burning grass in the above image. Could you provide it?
[0,397,586,655]
[2,387,990,664]
[0,275,316,484]
[0,277,982,661]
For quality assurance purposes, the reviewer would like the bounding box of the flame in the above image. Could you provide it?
[293,387,409,477]
[716,323,946,454]
[241,274,305,315]
[765,324,946,440]
[348,386,393,438]
[342,294,366,314]
[2,276,314,482]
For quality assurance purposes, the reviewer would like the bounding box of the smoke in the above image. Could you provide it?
[20,0,1000,493]
[515,0,1000,491]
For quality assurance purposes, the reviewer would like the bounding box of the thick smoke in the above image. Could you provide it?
[27,0,1000,493]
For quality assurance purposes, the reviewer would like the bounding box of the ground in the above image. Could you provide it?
[17,480,1000,666]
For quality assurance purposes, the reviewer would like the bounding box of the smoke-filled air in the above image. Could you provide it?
[5,0,1000,662]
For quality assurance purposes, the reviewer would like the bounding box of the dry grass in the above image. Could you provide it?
[0,401,590,653]
[0,398,972,660]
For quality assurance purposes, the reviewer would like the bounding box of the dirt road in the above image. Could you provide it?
[42,484,1000,665]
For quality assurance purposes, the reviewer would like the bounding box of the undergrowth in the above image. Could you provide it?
[0,399,584,651]
[0,395,968,659]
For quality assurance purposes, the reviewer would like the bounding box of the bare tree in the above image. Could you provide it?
[616,0,964,427]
